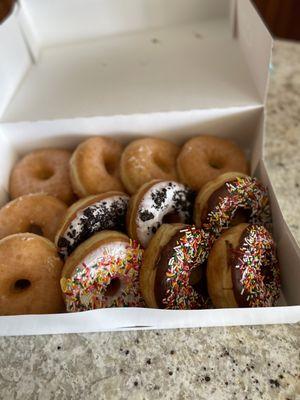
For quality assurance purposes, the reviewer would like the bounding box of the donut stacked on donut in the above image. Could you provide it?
[0,133,281,316]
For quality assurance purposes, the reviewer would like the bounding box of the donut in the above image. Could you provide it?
[70,137,124,198]
[140,224,209,309]
[9,148,74,204]
[0,233,64,315]
[207,223,280,308]
[127,180,194,248]
[60,231,145,312]
[120,138,179,194]
[55,192,129,260]
[177,135,248,190]
[194,172,271,244]
[0,194,67,242]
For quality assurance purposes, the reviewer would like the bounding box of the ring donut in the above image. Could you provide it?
[0,194,67,241]
[127,180,194,248]
[55,192,129,259]
[120,138,180,194]
[140,224,209,309]
[0,233,64,315]
[70,137,124,197]
[177,135,248,190]
[60,231,145,311]
[207,223,280,308]
[9,148,74,204]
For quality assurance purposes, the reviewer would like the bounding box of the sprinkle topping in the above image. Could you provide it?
[61,240,144,312]
[161,226,210,309]
[231,225,280,307]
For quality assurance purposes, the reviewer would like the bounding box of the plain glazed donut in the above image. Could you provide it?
[207,223,280,308]
[60,231,145,312]
[177,135,248,190]
[120,138,180,194]
[55,191,129,260]
[127,180,194,248]
[70,137,124,198]
[194,172,271,245]
[0,194,67,242]
[9,148,74,204]
[0,233,64,315]
[140,224,209,309]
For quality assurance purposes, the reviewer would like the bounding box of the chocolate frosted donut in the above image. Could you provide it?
[140,224,209,309]
[207,223,280,308]
[56,192,129,259]
[194,173,271,242]
[127,180,194,248]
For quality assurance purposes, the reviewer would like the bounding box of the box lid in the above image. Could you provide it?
[0,0,272,122]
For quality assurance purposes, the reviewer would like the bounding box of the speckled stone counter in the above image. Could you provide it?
[0,40,299,400]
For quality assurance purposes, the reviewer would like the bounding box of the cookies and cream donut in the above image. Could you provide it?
[55,192,129,259]
[127,180,194,248]
[120,138,180,194]
[140,224,209,309]
[0,194,67,242]
[70,137,124,198]
[194,172,271,240]
[0,233,64,315]
[177,135,248,190]
[9,148,74,204]
[207,223,280,308]
[60,231,145,312]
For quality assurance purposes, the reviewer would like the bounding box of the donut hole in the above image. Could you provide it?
[153,155,171,174]
[231,208,251,227]
[209,159,223,170]
[13,279,31,292]
[189,266,203,286]
[28,224,43,236]
[162,212,182,224]
[104,158,117,175]
[105,278,121,297]
[35,167,54,180]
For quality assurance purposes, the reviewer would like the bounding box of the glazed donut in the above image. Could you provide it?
[207,223,280,308]
[0,233,64,315]
[0,194,67,242]
[127,180,194,248]
[9,148,74,204]
[177,135,248,190]
[55,191,129,260]
[60,231,144,312]
[120,138,179,194]
[194,172,271,243]
[70,137,124,198]
[140,224,209,309]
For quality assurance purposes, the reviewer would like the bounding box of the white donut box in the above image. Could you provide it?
[0,0,299,336]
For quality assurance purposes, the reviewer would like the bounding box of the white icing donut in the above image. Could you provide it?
[135,181,193,247]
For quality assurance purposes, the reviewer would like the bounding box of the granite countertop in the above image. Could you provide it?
[0,40,299,400]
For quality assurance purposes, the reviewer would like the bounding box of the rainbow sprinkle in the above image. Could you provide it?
[231,225,280,307]
[162,226,210,309]
[61,240,145,312]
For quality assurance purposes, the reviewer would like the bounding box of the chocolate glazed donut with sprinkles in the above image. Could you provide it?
[127,180,194,248]
[207,223,280,308]
[140,224,210,309]
[56,192,129,259]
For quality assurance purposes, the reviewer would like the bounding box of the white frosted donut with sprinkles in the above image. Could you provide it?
[56,192,129,259]
[60,231,145,312]
[127,180,194,248]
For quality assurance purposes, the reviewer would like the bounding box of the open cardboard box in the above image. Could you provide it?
[0,0,299,336]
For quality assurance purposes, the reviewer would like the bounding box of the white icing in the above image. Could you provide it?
[136,181,191,248]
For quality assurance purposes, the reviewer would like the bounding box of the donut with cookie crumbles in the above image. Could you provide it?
[60,231,145,312]
[177,135,248,191]
[55,192,129,260]
[207,223,280,308]
[140,224,210,309]
[120,138,180,194]
[9,148,74,204]
[194,172,271,241]
[127,180,194,248]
